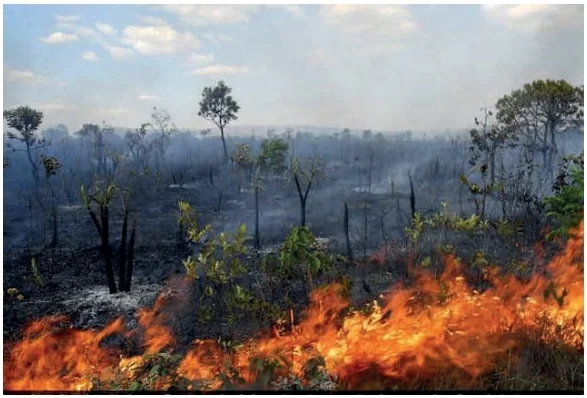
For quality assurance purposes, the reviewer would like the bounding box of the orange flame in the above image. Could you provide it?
[4,223,583,391]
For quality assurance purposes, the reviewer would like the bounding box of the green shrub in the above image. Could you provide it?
[544,153,584,239]
[279,226,333,290]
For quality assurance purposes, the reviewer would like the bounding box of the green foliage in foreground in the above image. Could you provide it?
[279,226,334,290]
[178,201,283,329]
[545,153,584,239]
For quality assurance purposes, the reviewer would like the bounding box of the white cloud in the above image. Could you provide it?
[187,53,214,65]
[73,26,97,38]
[4,69,47,85]
[95,22,117,36]
[319,5,418,56]
[53,21,99,42]
[160,5,259,26]
[103,45,134,59]
[82,51,99,61]
[138,94,160,101]
[482,4,583,33]
[41,32,79,44]
[54,15,79,23]
[121,25,201,55]
[189,65,250,76]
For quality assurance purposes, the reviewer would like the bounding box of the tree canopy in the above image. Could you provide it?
[198,80,240,162]
[3,106,44,145]
[495,79,583,155]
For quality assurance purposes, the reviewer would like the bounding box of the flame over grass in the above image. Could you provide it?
[4,223,583,391]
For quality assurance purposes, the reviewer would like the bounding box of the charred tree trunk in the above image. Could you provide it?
[367,151,373,194]
[125,225,136,292]
[363,202,368,259]
[50,204,58,248]
[118,208,128,292]
[216,190,223,213]
[489,145,497,187]
[254,185,260,250]
[45,174,59,249]
[209,165,214,187]
[408,173,416,219]
[85,200,118,294]
[100,206,117,294]
[344,202,353,261]
[294,174,311,227]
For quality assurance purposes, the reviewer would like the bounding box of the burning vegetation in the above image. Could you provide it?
[4,223,583,392]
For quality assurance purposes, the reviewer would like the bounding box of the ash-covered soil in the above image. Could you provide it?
[3,176,550,347]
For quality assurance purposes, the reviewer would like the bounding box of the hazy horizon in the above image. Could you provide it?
[4,4,584,133]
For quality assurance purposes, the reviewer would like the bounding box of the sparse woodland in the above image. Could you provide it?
[3,79,585,392]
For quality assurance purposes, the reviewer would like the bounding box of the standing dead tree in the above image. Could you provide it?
[344,202,353,261]
[149,107,176,175]
[80,184,137,293]
[41,155,62,248]
[289,157,327,227]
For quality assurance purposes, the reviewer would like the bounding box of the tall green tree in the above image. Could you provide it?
[198,81,240,163]
[3,106,45,184]
[495,79,583,167]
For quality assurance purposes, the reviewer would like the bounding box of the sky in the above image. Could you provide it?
[3,4,585,133]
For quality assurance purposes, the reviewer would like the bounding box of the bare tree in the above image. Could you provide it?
[289,157,327,227]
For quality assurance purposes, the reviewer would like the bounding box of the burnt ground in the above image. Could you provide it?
[2,179,397,344]
[3,173,553,349]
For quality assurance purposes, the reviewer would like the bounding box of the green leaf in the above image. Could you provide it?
[129,381,142,391]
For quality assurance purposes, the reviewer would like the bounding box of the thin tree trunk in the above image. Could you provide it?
[344,202,353,261]
[217,190,223,213]
[125,225,136,292]
[363,201,368,258]
[408,173,416,219]
[294,174,309,227]
[254,185,260,250]
[26,141,39,185]
[118,208,129,292]
[101,206,117,294]
[489,146,496,187]
[368,152,373,194]
[220,126,228,164]
[50,204,58,248]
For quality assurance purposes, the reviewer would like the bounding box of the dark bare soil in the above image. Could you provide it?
[3,172,556,350]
